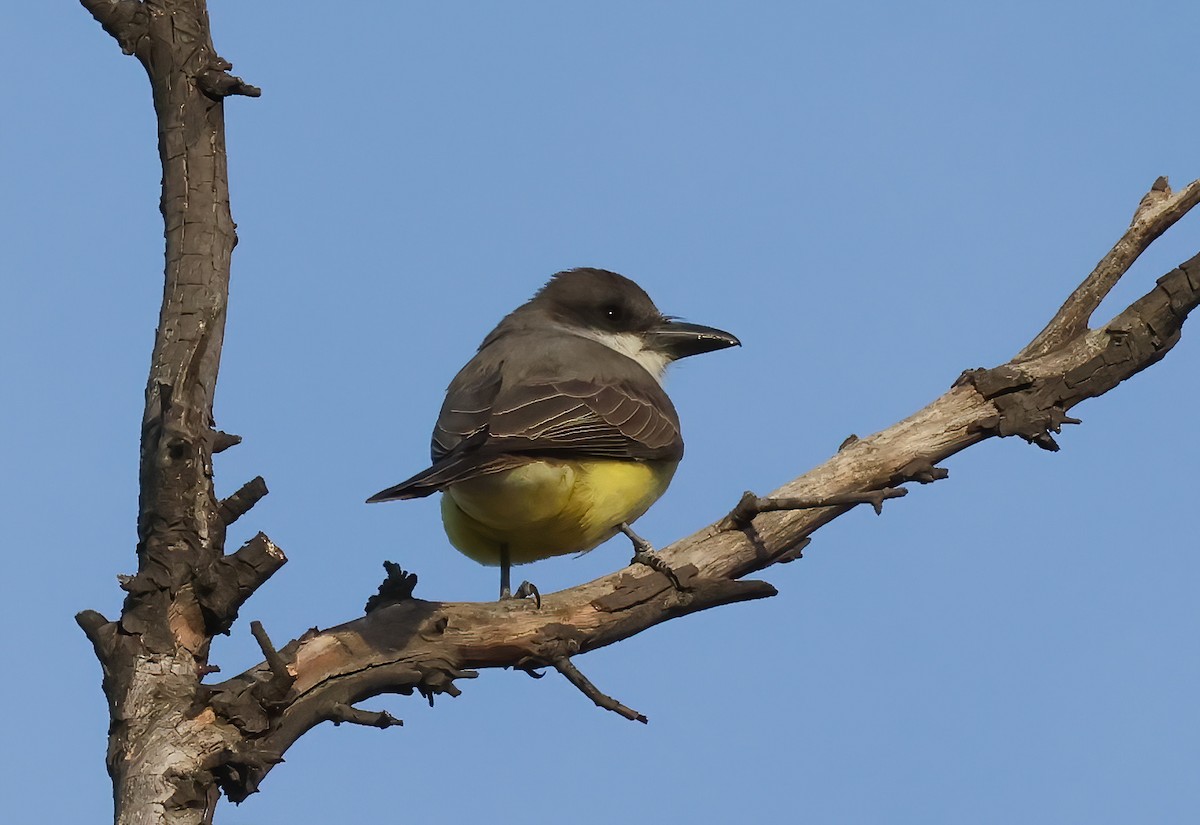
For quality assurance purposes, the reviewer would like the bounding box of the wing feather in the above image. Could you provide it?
[368,332,683,501]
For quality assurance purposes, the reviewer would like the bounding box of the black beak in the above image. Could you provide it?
[647,319,741,360]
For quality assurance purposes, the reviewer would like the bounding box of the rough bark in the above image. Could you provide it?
[78,2,268,824]
[76,2,1200,823]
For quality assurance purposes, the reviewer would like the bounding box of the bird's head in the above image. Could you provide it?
[528,267,740,378]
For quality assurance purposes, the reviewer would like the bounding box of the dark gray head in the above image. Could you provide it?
[530,268,663,335]
[511,268,740,375]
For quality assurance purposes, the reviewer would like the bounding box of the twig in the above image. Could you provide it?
[196,533,287,633]
[196,59,263,99]
[75,609,118,664]
[723,487,907,529]
[553,657,648,724]
[212,430,242,454]
[218,476,268,526]
[1019,176,1200,360]
[328,703,403,729]
[365,561,419,614]
[250,620,294,698]
[892,459,949,485]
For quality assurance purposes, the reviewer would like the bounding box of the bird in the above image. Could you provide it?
[367,267,739,601]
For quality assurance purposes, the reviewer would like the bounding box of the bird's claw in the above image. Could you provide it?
[501,580,541,608]
[620,522,684,590]
[630,549,684,591]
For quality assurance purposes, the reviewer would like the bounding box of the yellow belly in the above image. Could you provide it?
[441,459,678,566]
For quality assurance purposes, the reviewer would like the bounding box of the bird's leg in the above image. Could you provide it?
[498,544,541,607]
[621,523,683,590]
[499,544,512,599]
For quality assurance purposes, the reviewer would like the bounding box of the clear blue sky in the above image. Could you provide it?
[4,2,1198,823]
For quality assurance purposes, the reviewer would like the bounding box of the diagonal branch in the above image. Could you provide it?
[554,657,648,724]
[1018,176,1200,360]
[189,183,1200,801]
[249,621,295,700]
[327,703,404,729]
[722,487,908,528]
[195,533,287,636]
[218,477,269,526]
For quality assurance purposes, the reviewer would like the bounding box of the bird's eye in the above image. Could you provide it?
[603,304,623,322]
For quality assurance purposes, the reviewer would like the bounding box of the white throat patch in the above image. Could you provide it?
[578,330,672,383]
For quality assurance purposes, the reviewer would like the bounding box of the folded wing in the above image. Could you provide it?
[367,336,682,502]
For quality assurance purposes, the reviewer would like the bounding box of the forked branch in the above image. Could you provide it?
[1019,176,1200,360]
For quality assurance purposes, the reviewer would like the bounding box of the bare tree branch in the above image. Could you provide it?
[554,657,648,724]
[248,621,294,698]
[218,476,269,526]
[212,430,242,454]
[195,533,287,636]
[196,57,262,99]
[192,188,1200,800]
[1018,176,1200,360]
[723,486,909,526]
[327,703,404,729]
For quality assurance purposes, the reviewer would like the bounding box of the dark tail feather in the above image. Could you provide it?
[366,463,451,502]
[366,454,515,503]
[365,479,436,503]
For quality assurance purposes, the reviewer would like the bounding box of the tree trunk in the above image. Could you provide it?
[78,2,264,822]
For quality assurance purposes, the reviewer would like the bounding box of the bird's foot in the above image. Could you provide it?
[621,523,684,591]
[500,580,541,609]
[499,548,540,607]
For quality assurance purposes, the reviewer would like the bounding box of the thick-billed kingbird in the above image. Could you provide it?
[368,268,739,600]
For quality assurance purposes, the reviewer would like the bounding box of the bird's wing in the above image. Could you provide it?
[367,336,682,502]
[485,377,680,459]
[431,369,500,463]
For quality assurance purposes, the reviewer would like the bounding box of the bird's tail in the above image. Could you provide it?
[366,454,517,503]
[365,477,437,503]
